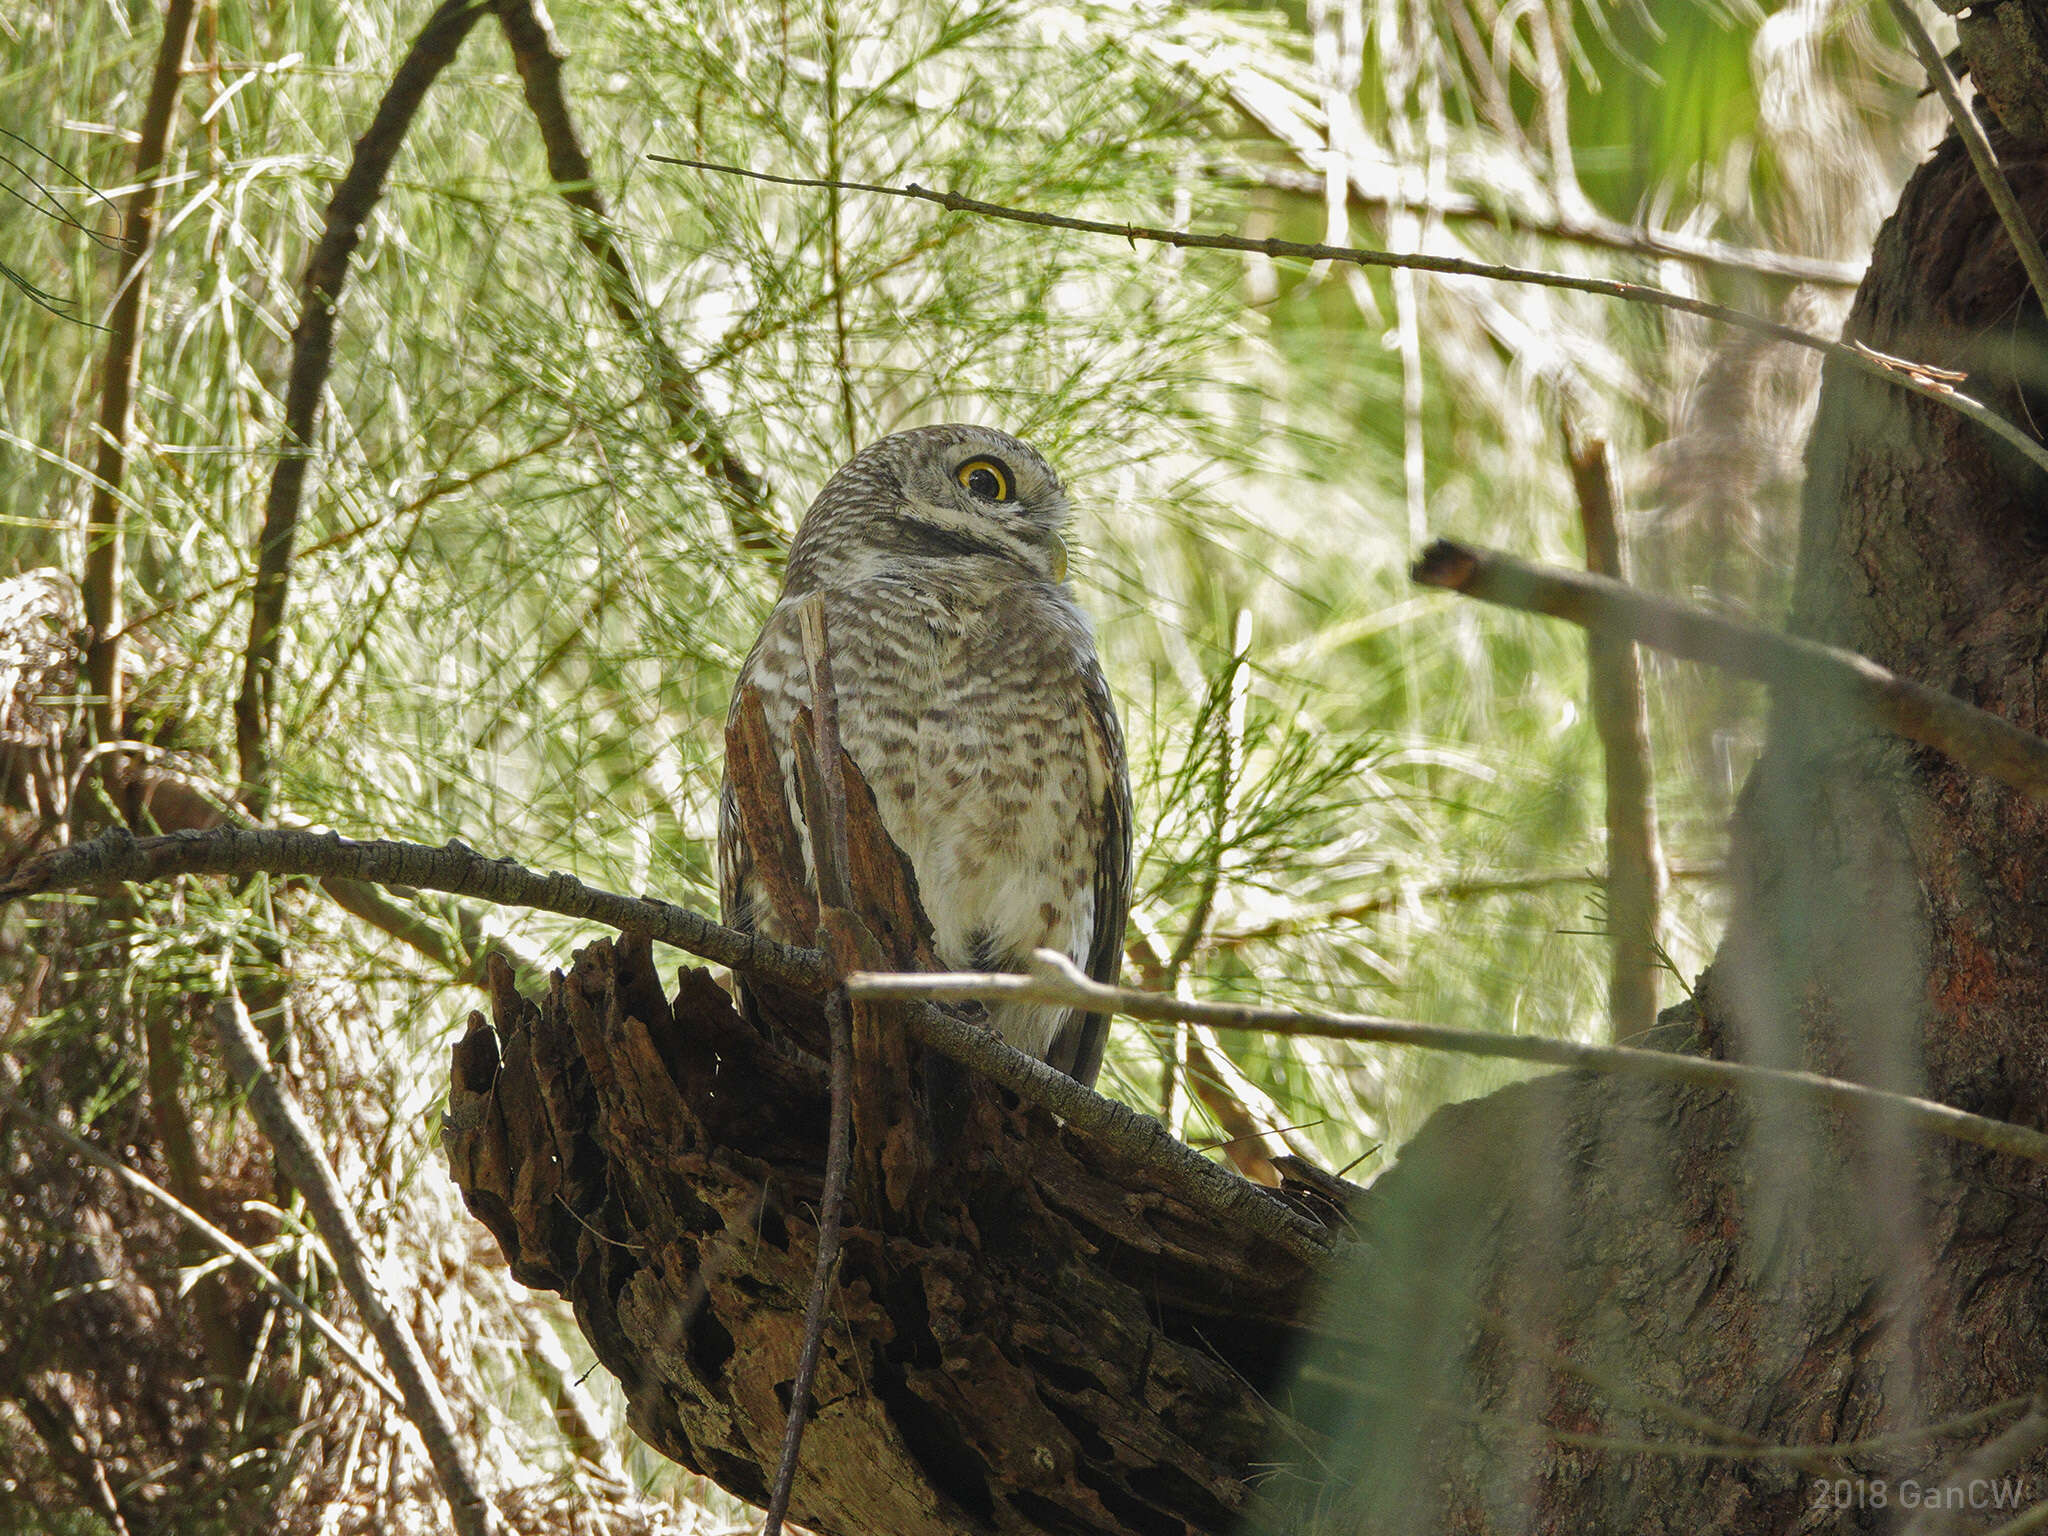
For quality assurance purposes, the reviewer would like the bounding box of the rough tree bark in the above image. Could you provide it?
[1288,123,2048,1533]
[442,115,2048,1536]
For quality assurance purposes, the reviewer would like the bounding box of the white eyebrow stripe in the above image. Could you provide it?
[899,497,1054,572]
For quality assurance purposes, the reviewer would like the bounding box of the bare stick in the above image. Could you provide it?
[1413,540,2048,804]
[234,0,489,815]
[1563,429,1665,1039]
[1886,0,2048,321]
[649,157,2048,481]
[1232,160,1863,289]
[81,0,200,742]
[763,599,856,1536]
[0,1069,402,1408]
[852,951,2048,1170]
[209,990,503,1536]
[0,824,831,991]
[491,0,776,551]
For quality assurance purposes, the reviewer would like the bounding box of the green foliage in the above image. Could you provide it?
[0,0,1948,1522]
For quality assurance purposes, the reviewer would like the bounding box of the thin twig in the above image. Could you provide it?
[1902,1382,2048,1536]
[1413,540,2048,804]
[0,1070,403,1408]
[763,599,857,1536]
[81,0,200,743]
[1230,159,1864,288]
[209,989,502,1536]
[1886,0,2048,320]
[0,824,830,991]
[490,0,776,551]
[1563,428,1664,1039]
[850,950,2048,1170]
[235,0,489,816]
[649,157,2048,479]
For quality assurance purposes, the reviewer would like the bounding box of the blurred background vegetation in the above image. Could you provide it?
[0,0,1947,1527]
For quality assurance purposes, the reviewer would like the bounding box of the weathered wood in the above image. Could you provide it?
[444,934,1329,1535]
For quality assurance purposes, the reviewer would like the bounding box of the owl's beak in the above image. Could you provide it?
[1048,533,1069,582]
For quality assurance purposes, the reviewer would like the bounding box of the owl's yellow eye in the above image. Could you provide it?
[956,458,1013,503]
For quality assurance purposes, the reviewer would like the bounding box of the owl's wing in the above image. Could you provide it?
[1048,660,1132,1090]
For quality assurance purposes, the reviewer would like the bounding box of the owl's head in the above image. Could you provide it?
[783,424,1073,590]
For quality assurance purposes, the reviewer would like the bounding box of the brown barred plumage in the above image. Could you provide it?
[717,425,1130,1085]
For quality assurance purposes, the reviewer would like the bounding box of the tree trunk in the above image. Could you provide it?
[1288,126,2048,1533]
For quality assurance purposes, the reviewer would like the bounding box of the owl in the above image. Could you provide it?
[718,424,1131,1088]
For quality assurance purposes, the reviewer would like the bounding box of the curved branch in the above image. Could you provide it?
[491,0,777,550]
[234,0,490,815]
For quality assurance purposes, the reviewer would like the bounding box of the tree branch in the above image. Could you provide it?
[850,950,2048,1170]
[1413,539,2048,804]
[1563,429,1665,1039]
[650,157,2048,480]
[0,824,831,991]
[209,990,502,1536]
[235,0,490,815]
[490,0,778,552]
[81,0,200,743]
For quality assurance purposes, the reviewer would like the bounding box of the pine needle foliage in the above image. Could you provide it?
[0,0,1953,1523]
